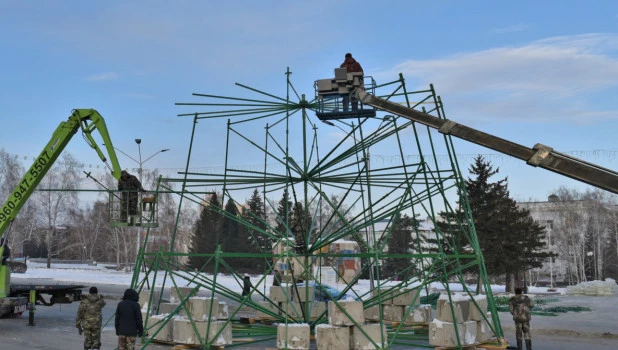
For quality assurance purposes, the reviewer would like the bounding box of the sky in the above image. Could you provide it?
[1,1,618,204]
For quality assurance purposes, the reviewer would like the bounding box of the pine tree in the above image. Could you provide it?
[432,208,474,259]
[244,189,269,252]
[291,201,312,252]
[220,198,241,270]
[187,192,222,270]
[275,189,293,238]
[382,213,419,280]
[464,156,555,290]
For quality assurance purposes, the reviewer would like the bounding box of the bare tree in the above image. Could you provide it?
[143,169,175,253]
[582,190,614,280]
[172,201,199,265]
[551,187,618,283]
[92,170,134,269]
[67,201,111,262]
[611,209,618,278]
[0,149,40,260]
[34,153,82,268]
[144,169,198,265]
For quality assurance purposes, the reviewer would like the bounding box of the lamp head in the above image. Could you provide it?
[135,139,142,145]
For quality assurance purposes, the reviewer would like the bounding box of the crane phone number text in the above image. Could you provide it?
[0,150,51,223]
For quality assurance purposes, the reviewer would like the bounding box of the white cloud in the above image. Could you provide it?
[86,72,119,82]
[375,34,618,123]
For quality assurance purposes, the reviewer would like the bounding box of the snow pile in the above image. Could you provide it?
[438,292,471,302]
[566,278,618,296]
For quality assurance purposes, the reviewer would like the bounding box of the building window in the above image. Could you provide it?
[546,220,554,230]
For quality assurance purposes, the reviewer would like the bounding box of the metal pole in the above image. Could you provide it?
[366,149,375,290]
[135,139,142,267]
[136,139,143,184]
[549,229,554,288]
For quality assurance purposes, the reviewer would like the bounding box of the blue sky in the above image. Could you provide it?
[1,1,618,203]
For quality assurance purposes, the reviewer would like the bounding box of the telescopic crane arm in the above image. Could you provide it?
[0,109,122,239]
[354,89,618,195]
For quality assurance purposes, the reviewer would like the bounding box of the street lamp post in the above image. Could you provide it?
[136,139,143,184]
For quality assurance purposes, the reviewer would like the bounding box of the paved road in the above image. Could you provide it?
[498,294,618,350]
[4,277,270,349]
[0,279,170,349]
[3,279,618,349]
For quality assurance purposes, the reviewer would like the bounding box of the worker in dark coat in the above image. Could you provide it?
[115,288,143,350]
[242,273,253,297]
[340,52,363,74]
[340,53,364,111]
[118,170,144,223]
[509,287,534,350]
[76,286,106,350]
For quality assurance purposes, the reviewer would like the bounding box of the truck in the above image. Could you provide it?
[0,109,122,325]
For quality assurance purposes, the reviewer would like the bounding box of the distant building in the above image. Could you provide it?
[517,195,589,287]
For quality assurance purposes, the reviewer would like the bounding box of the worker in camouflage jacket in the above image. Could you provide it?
[76,286,106,350]
[118,170,144,223]
[509,287,533,350]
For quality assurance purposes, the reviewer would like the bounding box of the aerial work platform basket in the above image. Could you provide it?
[314,67,377,121]
[109,190,159,228]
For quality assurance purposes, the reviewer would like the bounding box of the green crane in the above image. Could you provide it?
[0,109,121,318]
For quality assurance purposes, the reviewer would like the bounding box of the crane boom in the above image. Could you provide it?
[354,89,618,195]
[0,109,122,239]
[0,109,122,319]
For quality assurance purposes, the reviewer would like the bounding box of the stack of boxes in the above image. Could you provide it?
[316,300,387,350]
[260,284,327,321]
[363,287,430,324]
[141,286,233,347]
[470,295,494,344]
[277,300,388,350]
[139,288,161,316]
[277,323,311,350]
[272,240,295,283]
[428,293,495,348]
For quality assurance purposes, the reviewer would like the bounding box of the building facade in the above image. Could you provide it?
[517,195,589,287]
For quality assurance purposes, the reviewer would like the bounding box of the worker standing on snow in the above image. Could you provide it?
[242,273,253,297]
[509,287,533,350]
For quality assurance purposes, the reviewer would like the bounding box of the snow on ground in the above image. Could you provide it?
[18,261,567,296]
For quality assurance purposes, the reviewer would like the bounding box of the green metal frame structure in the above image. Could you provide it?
[131,69,505,349]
